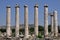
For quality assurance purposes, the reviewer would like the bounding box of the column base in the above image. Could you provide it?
[15,37,20,40]
[23,37,29,40]
[44,38,50,40]
[53,36,58,39]
[6,37,12,40]
[44,35,48,38]
[24,35,29,38]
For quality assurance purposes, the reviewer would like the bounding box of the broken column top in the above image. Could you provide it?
[6,5,11,8]
[50,13,54,16]
[53,10,57,13]
[44,4,48,7]
[24,5,28,7]
[34,4,38,8]
[15,4,20,8]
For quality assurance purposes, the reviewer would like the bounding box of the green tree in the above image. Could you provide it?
[38,25,44,31]
[29,27,34,35]
[48,25,51,32]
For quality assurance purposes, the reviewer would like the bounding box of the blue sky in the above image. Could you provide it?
[0,0,60,26]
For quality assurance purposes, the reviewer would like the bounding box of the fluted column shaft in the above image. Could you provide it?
[34,4,38,36]
[44,4,48,38]
[15,4,20,37]
[50,14,54,36]
[24,5,28,38]
[53,10,58,37]
[6,5,11,37]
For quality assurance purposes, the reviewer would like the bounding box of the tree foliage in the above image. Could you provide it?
[48,25,51,32]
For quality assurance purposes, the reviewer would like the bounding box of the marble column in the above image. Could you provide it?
[53,10,58,37]
[50,13,54,37]
[44,4,48,38]
[6,5,11,38]
[24,5,29,38]
[15,4,20,37]
[34,4,38,36]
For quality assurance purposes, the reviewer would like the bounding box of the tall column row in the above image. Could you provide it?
[44,4,58,39]
[6,4,58,38]
[50,11,58,37]
[6,4,39,38]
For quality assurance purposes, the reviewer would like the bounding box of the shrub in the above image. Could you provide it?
[37,33,43,38]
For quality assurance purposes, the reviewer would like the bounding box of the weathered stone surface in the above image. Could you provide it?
[44,4,48,38]
[53,10,58,37]
[15,4,20,37]
[34,4,38,36]
[50,14,54,37]
[24,5,29,38]
[6,5,11,38]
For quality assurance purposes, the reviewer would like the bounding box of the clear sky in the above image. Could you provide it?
[0,0,60,26]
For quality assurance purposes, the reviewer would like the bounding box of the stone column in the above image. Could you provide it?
[44,4,48,38]
[53,10,58,37]
[24,5,29,38]
[50,13,54,37]
[34,4,38,36]
[6,5,11,38]
[15,4,20,37]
